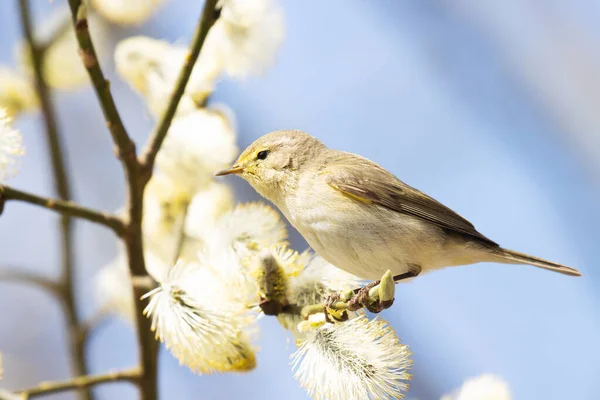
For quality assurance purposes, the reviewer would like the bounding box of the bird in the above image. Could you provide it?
[216,130,581,286]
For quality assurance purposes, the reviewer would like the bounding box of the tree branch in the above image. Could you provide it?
[0,269,62,297]
[66,2,158,398]
[66,0,136,165]
[1,186,125,234]
[19,3,101,398]
[66,0,146,274]
[139,0,220,176]
[64,2,222,399]
[261,271,397,321]
[18,369,140,399]
[18,2,69,209]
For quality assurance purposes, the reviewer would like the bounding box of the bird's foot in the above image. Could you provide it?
[346,279,394,313]
[347,280,378,312]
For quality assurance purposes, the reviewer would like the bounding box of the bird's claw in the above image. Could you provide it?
[347,279,394,314]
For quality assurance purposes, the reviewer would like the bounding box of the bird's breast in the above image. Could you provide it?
[282,181,451,279]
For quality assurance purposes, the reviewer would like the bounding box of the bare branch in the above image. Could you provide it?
[0,269,61,297]
[1,186,125,235]
[65,2,159,398]
[65,0,146,274]
[63,3,223,399]
[17,3,114,398]
[66,0,137,165]
[139,0,220,175]
[18,369,140,399]
[263,271,397,321]
[18,1,70,209]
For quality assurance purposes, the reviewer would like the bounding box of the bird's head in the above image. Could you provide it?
[216,130,326,202]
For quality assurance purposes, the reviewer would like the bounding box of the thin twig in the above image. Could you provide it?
[66,0,147,275]
[63,2,223,399]
[0,269,62,297]
[0,266,107,364]
[1,186,125,235]
[18,1,92,398]
[18,369,140,399]
[139,0,220,177]
[65,2,157,398]
[17,0,76,296]
[66,0,137,166]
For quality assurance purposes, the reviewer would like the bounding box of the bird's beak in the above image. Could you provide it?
[215,165,244,176]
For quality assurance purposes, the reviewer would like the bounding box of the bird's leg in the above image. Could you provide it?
[371,264,421,311]
[392,272,418,283]
[393,263,422,283]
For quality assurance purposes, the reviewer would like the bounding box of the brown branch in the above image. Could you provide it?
[0,269,62,297]
[63,2,222,398]
[139,0,220,176]
[66,1,137,166]
[18,1,93,398]
[0,268,112,396]
[65,0,147,276]
[18,369,140,399]
[17,0,76,299]
[1,186,125,234]
[0,267,109,359]
[261,271,397,321]
[66,2,158,398]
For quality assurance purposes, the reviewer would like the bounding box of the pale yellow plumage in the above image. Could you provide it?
[217,130,581,280]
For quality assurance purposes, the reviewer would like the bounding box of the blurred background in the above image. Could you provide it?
[1,0,599,399]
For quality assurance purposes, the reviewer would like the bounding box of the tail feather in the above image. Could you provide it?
[492,248,581,276]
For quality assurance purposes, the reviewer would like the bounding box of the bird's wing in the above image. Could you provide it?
[322,152,498,246]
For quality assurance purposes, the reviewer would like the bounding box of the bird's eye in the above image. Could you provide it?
[256,150,270,160]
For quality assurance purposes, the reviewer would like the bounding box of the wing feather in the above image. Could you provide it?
[322,153,498,246]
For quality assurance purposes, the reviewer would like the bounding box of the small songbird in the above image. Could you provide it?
[216,130,581,282]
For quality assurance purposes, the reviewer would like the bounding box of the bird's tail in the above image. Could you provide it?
[491,248,581,276]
